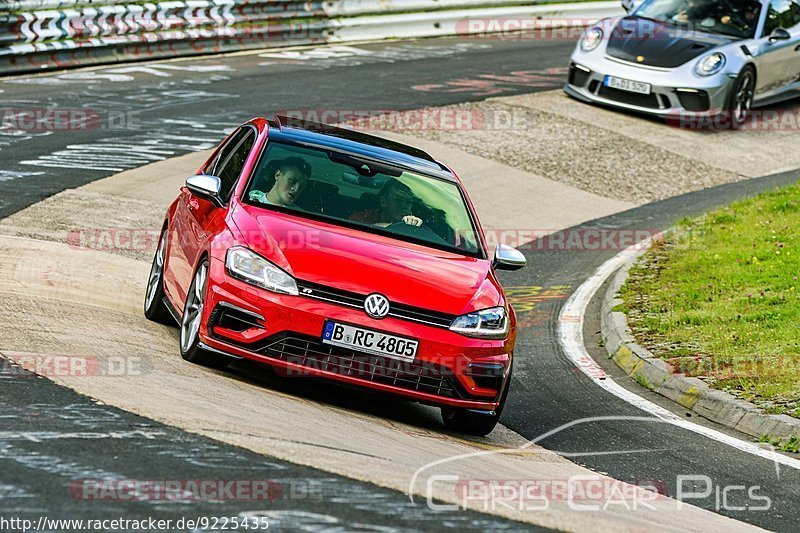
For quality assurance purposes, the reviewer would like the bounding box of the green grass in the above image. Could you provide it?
[759,434,800,453]
[620,183,800,418]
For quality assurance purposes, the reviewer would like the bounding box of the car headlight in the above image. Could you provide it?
[225,246,298,296]
[580,26,603,52]
[449,306,509,339]
[695,53,726,76]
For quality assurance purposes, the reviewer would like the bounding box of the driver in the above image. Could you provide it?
[249,157,311,207]
[673,0,717,22]
[349,180,423,227]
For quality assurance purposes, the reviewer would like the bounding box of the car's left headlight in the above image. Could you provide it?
[225,246,299,296]
[450,306,509,339]
[581,26,604,52]
[695,53,726,76]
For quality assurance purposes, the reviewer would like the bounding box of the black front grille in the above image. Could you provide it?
[597,85,660,109]
[568,64,590,88]
[259,335,461,398]
[296,280,456,328]
[676,90,710,112]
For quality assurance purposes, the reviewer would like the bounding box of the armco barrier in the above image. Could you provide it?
[0,1,621,75]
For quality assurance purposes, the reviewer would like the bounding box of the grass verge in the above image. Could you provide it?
[620,183,800,418]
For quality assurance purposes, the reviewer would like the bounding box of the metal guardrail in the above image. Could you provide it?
[0,0,621,75]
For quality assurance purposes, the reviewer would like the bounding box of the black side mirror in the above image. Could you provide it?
[186,174,224,208]
[768,28,791,43]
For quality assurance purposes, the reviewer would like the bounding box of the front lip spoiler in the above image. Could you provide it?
[564,83,715,118]
[198,341,244,360]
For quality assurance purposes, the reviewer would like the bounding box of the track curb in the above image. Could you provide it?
[600,240,800,442]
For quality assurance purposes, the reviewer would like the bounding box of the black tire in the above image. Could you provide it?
[144,227,174,326]
[725,66,755,129]
[441,364,512,436]
[179,258,230,370]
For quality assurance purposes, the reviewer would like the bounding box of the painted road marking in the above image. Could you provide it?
[558,239,800,473]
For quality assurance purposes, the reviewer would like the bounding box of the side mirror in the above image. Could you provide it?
[768,28,791,43]
[186,174,224,207]
[493,244,526,271]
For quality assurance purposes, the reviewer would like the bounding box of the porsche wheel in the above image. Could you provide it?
[180,259,229,370]
[727,67,755,129]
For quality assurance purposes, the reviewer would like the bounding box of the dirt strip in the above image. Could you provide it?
[0,145,760,530]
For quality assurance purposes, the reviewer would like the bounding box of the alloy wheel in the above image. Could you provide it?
[145,230,167,311]
[180,261,208,354]
[733,71,754,125]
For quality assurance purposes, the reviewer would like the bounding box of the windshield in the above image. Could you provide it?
[243,141,483,257]
[635,0,762,38]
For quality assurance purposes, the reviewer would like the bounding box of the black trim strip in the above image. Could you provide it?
[163,296,181,325]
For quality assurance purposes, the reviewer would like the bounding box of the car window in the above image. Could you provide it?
[764,0,800,34]
[244,141,482,257]
[215,127,256,202]
[634,0,763,38]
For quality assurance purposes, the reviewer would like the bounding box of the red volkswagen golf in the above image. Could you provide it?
[144,116,526,435]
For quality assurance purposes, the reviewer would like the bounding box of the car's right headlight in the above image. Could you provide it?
[581,26,604,52]
[695,53,726,77]
[450,306,509,339]
[225,246,298,296]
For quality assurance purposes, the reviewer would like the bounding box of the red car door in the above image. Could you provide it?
[165,126,256,307]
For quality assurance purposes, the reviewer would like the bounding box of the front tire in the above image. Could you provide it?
[725,66,755,129]
[441,365,512,436]
[179,259,230,370]
[144,227,173,325]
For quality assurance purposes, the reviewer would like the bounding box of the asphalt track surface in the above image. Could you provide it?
[1,33,799,531]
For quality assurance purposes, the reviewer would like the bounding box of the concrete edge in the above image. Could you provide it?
[599,238,800,443]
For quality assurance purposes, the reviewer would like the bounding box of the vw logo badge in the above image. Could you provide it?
[364,293,390,319]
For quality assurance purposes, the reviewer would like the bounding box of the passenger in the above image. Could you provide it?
[350,180,423,227]
[249,157,311,207]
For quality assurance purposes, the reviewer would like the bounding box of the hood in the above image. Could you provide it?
[605,17,734,68]
[232,203,501,316]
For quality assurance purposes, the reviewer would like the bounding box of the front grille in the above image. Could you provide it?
[597,85,660,109]
[296,280,456,328]
[568,64,590,88]
[260,335,461,398]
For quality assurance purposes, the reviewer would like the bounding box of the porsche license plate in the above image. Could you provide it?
[322,321,418,362]
[604,75,651,95]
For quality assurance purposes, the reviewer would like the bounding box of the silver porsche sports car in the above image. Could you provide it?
[565,0,800,125]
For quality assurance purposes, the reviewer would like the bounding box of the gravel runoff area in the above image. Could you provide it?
[371,90,800,205]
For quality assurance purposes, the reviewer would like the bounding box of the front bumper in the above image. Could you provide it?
[198,257,513,410]
[564,58,731,118]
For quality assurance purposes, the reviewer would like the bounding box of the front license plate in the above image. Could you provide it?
[322,321,419,362]
[604,75,651,95]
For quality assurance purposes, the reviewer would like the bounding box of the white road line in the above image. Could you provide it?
[558,239,800,473]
